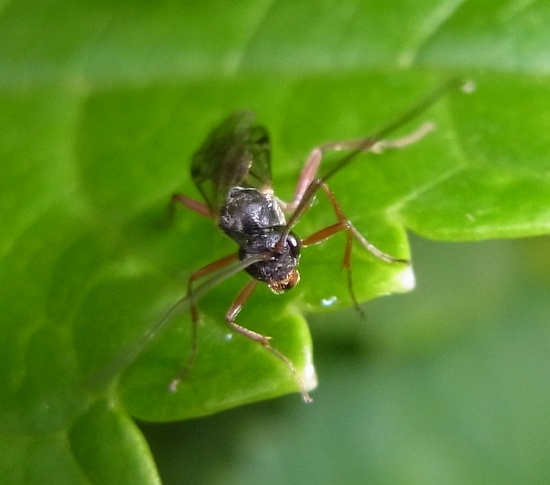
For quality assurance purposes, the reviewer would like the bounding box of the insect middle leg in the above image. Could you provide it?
[301,182,408,313]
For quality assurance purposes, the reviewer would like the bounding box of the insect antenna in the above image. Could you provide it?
[275,78,466,312]
[84,254,265,393]
[281,78,465,238]
[320,77,466,185]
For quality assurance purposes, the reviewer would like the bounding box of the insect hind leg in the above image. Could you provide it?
[280,121,435,215]
[319,121,435,153]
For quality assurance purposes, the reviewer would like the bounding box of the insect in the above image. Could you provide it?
[169,80,463,402]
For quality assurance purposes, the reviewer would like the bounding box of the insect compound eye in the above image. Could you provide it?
[286,232,301,258]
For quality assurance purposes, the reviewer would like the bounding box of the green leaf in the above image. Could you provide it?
[68,400,159,484]
[142,237,550,484]
[1,0,549,483]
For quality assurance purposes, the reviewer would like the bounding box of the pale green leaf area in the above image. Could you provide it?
[1,0,550,483]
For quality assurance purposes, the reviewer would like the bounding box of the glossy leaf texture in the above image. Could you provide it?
[1,0,549,483]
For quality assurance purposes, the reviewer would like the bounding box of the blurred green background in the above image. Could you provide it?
[140,235,550,484]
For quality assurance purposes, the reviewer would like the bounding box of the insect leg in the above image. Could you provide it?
[280,121,435,215]
[187,253,238,319]
[278,147,323,212]
[318,121,435,153]
[171,193,214,218]
[225,280,313,403]
[301,182,407,313]
[169,252,238,392]
[284,77,463,217]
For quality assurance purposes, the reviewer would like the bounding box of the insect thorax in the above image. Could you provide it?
[219,187,301,292]
[218,187,286,245]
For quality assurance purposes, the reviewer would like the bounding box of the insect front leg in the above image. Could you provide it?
[225,280,313,403]
[169,253,238,392]
[225,279,266,342]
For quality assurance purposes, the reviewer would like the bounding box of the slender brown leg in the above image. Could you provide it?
[225,280,313,403]
[318,121,435,153]
[169,253,238,392]
[300,183,406,263]
[187,254,238,321]
[168,191,228,391]
[225,280,265,340]
[281,122,435,214]
[301,182,408,313]
[280,148,323,212]
[172,193,215,218]
[320,182,408,263]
